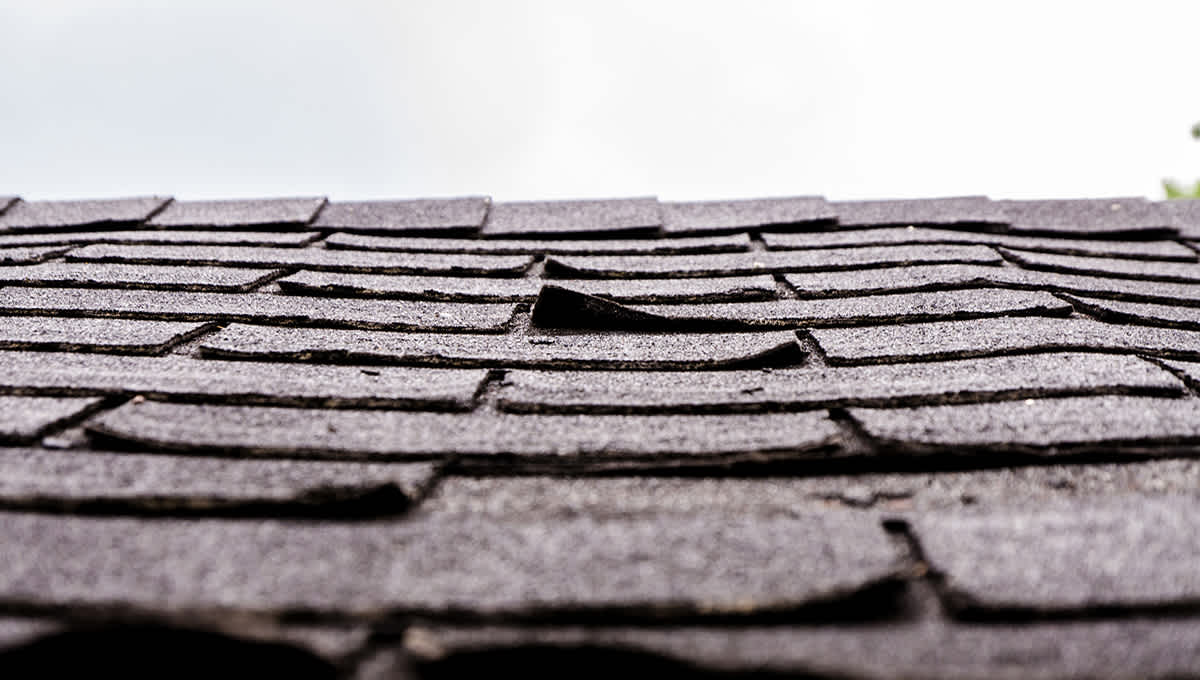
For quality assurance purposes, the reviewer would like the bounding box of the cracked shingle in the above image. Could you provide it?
[482,198,661,237]
[199,324,804,369]
[0,197,170,232]
[323,231,752,255]
[277,271,777,303]
[0,316,212,354]
[312,197,489,234]
[0,262,282,292]
[147,197,326,228]
[998,197,1175,237]
[0,230,320,248]
[496,353,1182,414]
[0,287,517,332]
[659,196,836,235]
[0,352,488,409]
[809,316,1200,363]
[66,244,533,276]
[546,244,1002,278]
[0,396,103,443]
[830,196,1007,228]
[0,448,438,517]
[86,401,843,469]
[1001,248,1200,283]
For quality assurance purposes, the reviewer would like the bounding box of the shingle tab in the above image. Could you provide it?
[86,401,842,469]
[0,396,103,443]
[0,196,17,215]
[0,316,212,354]
[312,197,489,233]
[660,196,836,235]
[0,509,902,617]
[763,226,1197,261]
[0,262,282,292]
[482,197,661,237]
[0,230,320,248]
[1066,294,1200,330]
[0,246,71,265]
[999,197,1175,237]
[1002,247,1200,283]
[496,353,1182,414]
[199,324,804,369]
[277,271,777,303]
[0,197,170,232]
[810,316,1200,363]
[67,244,534,276]
[323,231,752,255]
[0,287,517,332]
[147,197,326,228]
[0,352,489,409]
[0,448,438,516]
[830,195,1007,228]
[850,395,1200,454]
[909,495,1200,614]
[1162,198,1200,238]
[547,244,1002,278]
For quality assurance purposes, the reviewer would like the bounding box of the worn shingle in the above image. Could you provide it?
[0,230,320,248]
[1162,198,1200,238]
[0,197,170,232]
[1001,247,1200,283]
[323,231,751,255]
[0,316,212,354]
[0,396,103,443]
[0,262,282,292]
[998,197,1174,237]
[660,196,836,235]
[482,198,661,237]
[312,197,489,234]
[147,197,326,228]
[0,246,72,265]
[830,196,1007,229]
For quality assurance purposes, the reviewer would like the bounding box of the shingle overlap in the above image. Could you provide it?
[147,197,326,228]
[313,197,489,234]
[0,197,170,232]
[660,196,836,234]
[483,198,660,237]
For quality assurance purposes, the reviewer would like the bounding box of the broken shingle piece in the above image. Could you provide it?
[66,244,534,276]
[546,245,1002,278]
[323,231,752,255]
[809,317,1200,364]
[199,324,804,369]
[0,316,212,354]
[849,395,1200,455]
[0,230,320,248]
[0,396,103,443]
[147,197,326,229]
[0,262,282,292]
[1001,247,1200,283]
[0,352,489,410]
[909,495,1200,614]
[0,509,902,618]
[0,246,72,265]
[482,197,661,237]
[276,271,777,303]
[763,227,1197,261]
[0,448,438,517]
[496,353,1182,414]
[998,197,1175,237]
[312,197,489,234]
[86,401,843,469]
[0,287,517,333]
[0,197,170,232]
[830,196,1007,228]
[659,196,836,235]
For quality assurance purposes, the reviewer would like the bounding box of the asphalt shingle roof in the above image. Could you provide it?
[3,193,1200,677]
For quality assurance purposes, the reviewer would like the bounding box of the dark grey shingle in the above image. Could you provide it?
[0,316,211,354]
[312,197,489,233]
[659,196,836,235]
[0,262,282,292]
[1002,247,1200,283]
[0,197,170,231]
[482,197,661,237]
[323,231,751,255]
[0,230,320,248]
[496,353,1182,414]
[147,197,326,228]
[199,324,804,369]
[0,287,517,332]
[998,197,1175,237]
[830,195,1006,228]
[547,245,1002,278]
[66,244,534,276]
[0,396,103,443]
[0,352,489,409]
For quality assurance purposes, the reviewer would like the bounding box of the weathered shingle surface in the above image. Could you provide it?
[5,193,1200,677]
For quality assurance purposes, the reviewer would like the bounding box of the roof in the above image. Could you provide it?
[2,193,1200,677]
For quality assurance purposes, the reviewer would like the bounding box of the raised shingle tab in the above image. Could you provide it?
[482,197,661,237]
[998,197,1174,237]
[0,396,103,443]
[0,246,72,265]
[660,196,836,235]
[147,197,326,228]
[830,195,1007,228]
[1001,247,1200,283]
[313,197,489,234]
[0,230,320,248]
[0,262,282,292]
[0,316,212,354]
[324,231,752,255]
[0,197,170,232]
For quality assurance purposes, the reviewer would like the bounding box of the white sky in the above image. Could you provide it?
[2,1,1198,202]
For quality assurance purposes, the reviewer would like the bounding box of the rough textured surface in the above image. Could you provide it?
[829,195,1007,228]
[660,196,836,234]
[0,197,169,231]
[313,197,489,233]
[0,246,72,265]
[86,401,843,467]
[1002,247,1200,283]
[147,197,326,228]
[324,230,751,255]
[810,316,1200,363]
[1066,294,1200,329]
[0,351,488,409]
[1163,198,1200,238]
[0,316,210,354]
[482,198,660,237]
[547,244,1002,278]
[0,396,103,443]
[67,244,534,276]
[0,262,282,291]
[998,197,1174,237]
[0,229,320,248]
[0,287,517,332]
[199,324,805,369]
[496,353,1183,413]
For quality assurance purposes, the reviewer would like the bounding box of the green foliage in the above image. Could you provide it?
[1164,122,1200,199]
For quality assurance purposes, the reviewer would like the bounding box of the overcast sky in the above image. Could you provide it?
[2,1,1198,203]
